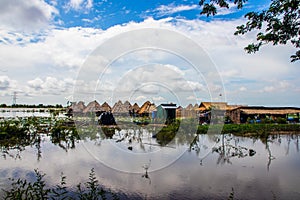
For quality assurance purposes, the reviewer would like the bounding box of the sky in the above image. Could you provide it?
[0,0,299,107]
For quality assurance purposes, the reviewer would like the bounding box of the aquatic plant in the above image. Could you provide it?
[3,169,49,200]
[50,118,79,150]
[0,117,79,158]
[227,187,234,200]
[3,169,119,200]
[155,120,180,146]
[197,124,300,137]
[76,168,119,200]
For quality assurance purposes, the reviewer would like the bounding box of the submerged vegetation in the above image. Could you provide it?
[1,117,300,152]
[197,123,300,137]
[0,117,79,158]
[3,168,119,200]
[0,114,299,199]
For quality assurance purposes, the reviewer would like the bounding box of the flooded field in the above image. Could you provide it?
[0,114,299,199]
[0,108,66,118]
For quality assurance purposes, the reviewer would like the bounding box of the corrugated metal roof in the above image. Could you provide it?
[160,105,177,109]
[240,108,300,115]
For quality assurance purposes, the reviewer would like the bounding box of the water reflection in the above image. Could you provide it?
[0,120,300,199]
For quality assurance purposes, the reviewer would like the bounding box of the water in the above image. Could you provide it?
[0,118,300,199]
[0,108,65,118]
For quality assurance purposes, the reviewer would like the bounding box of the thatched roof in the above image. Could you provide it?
[112,100,123,113]
[176,106,183,110]
[72,101,86,112]
[112,100,132,113]
[149,104,157,112]
[234,106,300,115]
[123,100,132,110]
[83,100,101,113]
[193,103,199,109]
[100,102,111,112]
[198,102,228,111]
[185,104,194,110]
[131,103,140,112]
[91,102,111,112]
[138,101,156,114]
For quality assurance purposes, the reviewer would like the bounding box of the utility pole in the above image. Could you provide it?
[12,92,17,105]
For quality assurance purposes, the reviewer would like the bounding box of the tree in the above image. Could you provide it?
[199,0,300,62]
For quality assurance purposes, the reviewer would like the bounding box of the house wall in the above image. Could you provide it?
[227,109,241,124]
[157,105,176,124]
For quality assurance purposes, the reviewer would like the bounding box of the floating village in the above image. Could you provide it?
[66,100,300,125]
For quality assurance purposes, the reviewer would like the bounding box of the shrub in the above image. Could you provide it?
[276,117,287,124]
[3,169,119,200]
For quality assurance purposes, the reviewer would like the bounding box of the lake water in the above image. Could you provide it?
[0,108,66,118]
[0,117,300,199]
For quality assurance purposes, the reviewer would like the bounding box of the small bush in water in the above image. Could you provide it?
[3,168,119,200]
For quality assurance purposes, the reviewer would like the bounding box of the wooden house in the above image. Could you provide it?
[156,103,177,124]
[137,101,156,117]
[176,106,183,118]
[197,102,242,124]
[227,106,300,124]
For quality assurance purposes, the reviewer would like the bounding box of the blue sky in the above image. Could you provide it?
[0,0,299,107]
[51,0,268,29]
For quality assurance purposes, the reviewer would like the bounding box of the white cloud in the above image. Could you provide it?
[86,0,93,9]
[0,76,11,90]
[0,76,19,98]
[262,86,275,93]
[186,81,206,91]
[261,80,293,93]
[25,77,76,97]
[135,95,147,101]
[215,3,239,16]
[27,78,44,90]
[0,16,299,106]
[67,0,93,11]
[0,0,58,31]
[239,86,247,92]
[153,4,198,16]
[186,95,202,101]
[153,96,165,101]
[0,27,104,75]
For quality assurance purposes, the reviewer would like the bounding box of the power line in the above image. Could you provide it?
[12,92,17,105]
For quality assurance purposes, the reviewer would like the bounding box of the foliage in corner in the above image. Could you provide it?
[199,0,300,62]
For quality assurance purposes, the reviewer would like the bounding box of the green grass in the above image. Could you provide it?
[197,123,300,137]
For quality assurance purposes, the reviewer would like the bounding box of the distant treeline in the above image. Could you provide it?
[0,104,64,108]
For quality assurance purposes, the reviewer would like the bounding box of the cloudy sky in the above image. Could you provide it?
[0,0,299,107]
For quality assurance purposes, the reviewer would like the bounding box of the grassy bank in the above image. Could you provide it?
[1,117,300,142]
[197,123,300,137]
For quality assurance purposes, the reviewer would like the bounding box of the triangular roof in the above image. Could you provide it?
[112,100,123,113]
[138,101,156,114]
[131,103,140,111]
[112,100,132,113]
[72,101,86,112]
[198,102,228,111]
[149,104,157,112]
[123,100,132,109]
[100,102,111,112]
[83,100,101,113]
[176,106,183,110]
[185,104,194,110]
